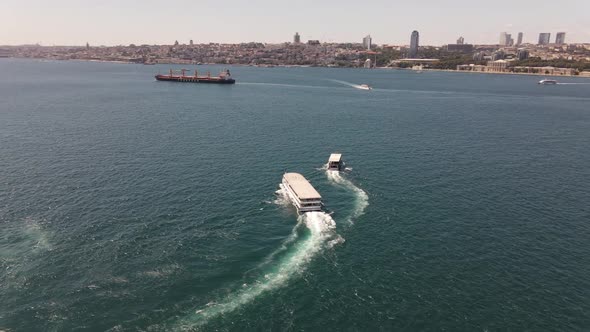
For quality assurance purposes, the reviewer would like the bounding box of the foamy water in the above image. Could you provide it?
[330,79,368,90]
[326,170,369,224]
[176,192,341,328]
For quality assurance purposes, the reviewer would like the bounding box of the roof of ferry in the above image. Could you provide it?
[329,153,342,162]
[283,173,321,200]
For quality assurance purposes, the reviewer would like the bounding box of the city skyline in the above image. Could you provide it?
[2,0,590,46]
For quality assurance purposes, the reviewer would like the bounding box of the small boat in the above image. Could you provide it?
[538,79,557,85]
[327,153,343,171]
[281,173,322,213]
[356,84,372,90]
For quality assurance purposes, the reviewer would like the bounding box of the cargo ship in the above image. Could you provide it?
[155,69,235,84]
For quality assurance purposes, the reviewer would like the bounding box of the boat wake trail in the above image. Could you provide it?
[556,82,590,85]
[326,169,369,224]
[330,79,366,90]
[238,82,334,90]
[176,192,341,328]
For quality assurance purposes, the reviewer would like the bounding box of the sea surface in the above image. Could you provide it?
[1,59,589,331]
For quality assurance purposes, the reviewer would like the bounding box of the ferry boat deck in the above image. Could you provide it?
[281,173,322,213]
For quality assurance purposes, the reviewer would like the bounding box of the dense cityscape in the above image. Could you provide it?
[2,30,590,77]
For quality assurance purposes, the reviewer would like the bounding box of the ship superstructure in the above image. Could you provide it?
[281,173,322,213]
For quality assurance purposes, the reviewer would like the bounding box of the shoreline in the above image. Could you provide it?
[2,56,589,79]
[407,67,590,78]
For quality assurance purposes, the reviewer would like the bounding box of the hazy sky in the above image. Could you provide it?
[2,0,589,46]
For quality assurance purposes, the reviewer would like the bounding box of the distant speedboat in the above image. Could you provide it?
[356,84,372,90]
[538,79,557,85]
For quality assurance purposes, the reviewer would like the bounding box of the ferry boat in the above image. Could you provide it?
[281,173,322,213]
[356,84,372,90]
[155,69,235,84]
[327,153,343,171]
[538,79,557,85]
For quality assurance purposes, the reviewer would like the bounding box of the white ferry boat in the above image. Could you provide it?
[327,153,343,171]
[538,79,557,85]
[356,84,372,90]
[281,173,322,213]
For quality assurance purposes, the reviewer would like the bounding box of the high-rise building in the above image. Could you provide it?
[538,33,551,45]
[516,48,529,60]
[507,34,513,46]
[456,36,464,45]
[86,42,90,50]
[294,32,301,44]
[409,30,419,58]
[516,32,523,46]
[189,39,194,46]
[499,32,509,46]
[473,52,484,61]
[362,35,372,50]
[491,50,505,61]
[555,32,566,45]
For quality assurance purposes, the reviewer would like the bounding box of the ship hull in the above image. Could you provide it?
[155,75,235,84]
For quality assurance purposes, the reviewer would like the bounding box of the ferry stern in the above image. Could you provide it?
[327,153,343,171]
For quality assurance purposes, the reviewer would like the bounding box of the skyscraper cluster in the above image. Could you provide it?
[536,32,566,45]
[499,32,515,46]
[499,32,528,46]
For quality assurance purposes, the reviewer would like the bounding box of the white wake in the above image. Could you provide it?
[330,79,368,90]
[556,82,590,85]
[177,192,341,327]
[326,169,369,224]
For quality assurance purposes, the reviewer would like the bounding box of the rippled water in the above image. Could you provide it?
[1,59,589,331]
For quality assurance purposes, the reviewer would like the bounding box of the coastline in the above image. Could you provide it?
[405,67,590,78]
[2,56,589,78]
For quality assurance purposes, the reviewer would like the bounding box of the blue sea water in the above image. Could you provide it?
[1,59,589,331]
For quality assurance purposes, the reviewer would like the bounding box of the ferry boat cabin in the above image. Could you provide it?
[282,173,322,213]
[328,153,343,171]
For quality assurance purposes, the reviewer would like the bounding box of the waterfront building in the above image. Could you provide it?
[538,33,551,45]
[516,32,523,46]
[409,31,419,58]
[487,59,509,72]
[294,32,301,44]
[363,35,372,50]
[555,32,566,45]
[457,36,464,45]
